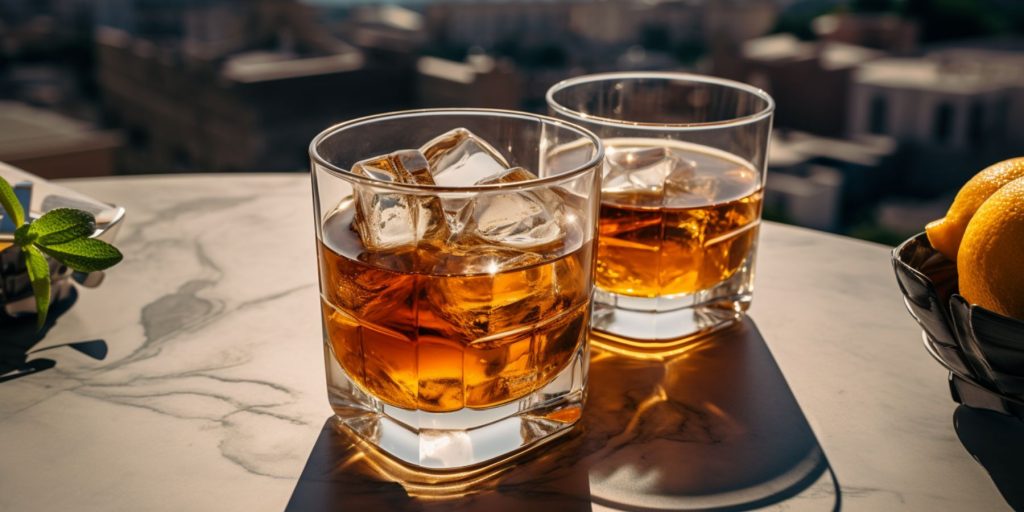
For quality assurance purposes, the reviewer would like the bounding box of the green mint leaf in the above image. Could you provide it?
[23,245,50,330]
[37,238,123,273]
[29,208,96,246]
[0,176,25,229]
[14,224,33,246]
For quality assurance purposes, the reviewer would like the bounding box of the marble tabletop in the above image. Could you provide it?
[0,174,1014,511]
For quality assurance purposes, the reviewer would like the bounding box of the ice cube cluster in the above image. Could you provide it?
[348,128,564,256]
[601,144,733,207]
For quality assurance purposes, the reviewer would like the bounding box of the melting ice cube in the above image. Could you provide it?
[458,167,563,250]
[664,159,721,206]
[602,145,700,204]
[421,128,511,187]
[350,149,448,251]
[603,145,681,195]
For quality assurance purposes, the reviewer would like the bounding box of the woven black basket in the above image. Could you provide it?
[893,233,1024,419]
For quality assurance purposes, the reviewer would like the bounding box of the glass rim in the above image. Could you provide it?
[545,72,776,131]
[309,108,605,193]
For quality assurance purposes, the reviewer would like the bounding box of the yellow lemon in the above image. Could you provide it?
[957,176,1024,320]
[926,157,1024,261]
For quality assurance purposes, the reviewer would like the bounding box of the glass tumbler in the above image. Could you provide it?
[310,109,602,471]
[547,73,774,347]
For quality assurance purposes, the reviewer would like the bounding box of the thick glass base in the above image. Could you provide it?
[591,259,754,352]
[324,339,588,473]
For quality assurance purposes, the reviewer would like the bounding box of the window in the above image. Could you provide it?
[933,102,954,144]
[968,101,985,145]
[994,97,1009,143]
[869,95,887,134]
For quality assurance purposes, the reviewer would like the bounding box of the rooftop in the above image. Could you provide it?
[416,54,502,84]
[221,51,365,83]
[742,34,815,62]
[770,130,898,169]
[0,102,121,162]
[742,33,882,70]
[855,58,1008,94]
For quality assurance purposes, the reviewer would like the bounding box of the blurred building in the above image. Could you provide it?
[705,0,780,74]
[718,33,882,137]
[424,1,572,50]
[874,196,949,238]
[0,66,79,110]
[764,166,843,232]
[849,58,1006,151]
[424,0,709,66]
[812,13,919,54]
[847,44,1024,195]
[0,101,121,179]
[416,54,521,109]
[0,0,93,50]
[335,5,427,63]
[0,0,99,123]
[94,0,416,172]
[703,0,779,48]
[767,130,899,231]
[568,0,704,48]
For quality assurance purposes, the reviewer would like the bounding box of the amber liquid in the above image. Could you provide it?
[596,141,762,298]
[318,209,592,413]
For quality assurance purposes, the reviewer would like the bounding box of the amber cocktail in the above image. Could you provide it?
[548,73,774,346]
[310,110,602,471]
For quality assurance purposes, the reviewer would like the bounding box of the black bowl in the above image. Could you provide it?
[893,233,1024,418]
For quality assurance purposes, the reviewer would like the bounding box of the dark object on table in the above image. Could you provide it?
[893,232,1024,419]
[954,405,1024,510]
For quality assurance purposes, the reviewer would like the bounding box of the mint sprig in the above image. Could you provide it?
[0,176,123,329]
[22,245,50,329]
[21,207,96,246]
[37,238,123,273]
[0,176,24,229]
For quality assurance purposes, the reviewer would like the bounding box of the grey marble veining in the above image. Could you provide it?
[0,174,1010,511]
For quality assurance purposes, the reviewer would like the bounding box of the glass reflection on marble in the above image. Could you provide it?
[287,318,838,509]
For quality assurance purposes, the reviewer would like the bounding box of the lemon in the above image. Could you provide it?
[957,176,1024,319]
[925,157,1024,261]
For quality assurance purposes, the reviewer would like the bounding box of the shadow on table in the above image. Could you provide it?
[0,288,108,383]
[954,405,1024,510]
[287,317,840,511]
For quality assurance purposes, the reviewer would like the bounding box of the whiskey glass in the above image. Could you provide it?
[310,109,602,471]
[547,72,773,347]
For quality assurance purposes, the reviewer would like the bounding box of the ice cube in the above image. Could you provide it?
[458,167,563,250]
[424,243,554,341]
[350,149,448,251]
[664,159,718,206]
[603,145,679,195]
[353,149,435,185]
[421,128,511,187]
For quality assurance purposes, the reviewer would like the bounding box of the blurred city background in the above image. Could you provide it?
[1,0,1023,244]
